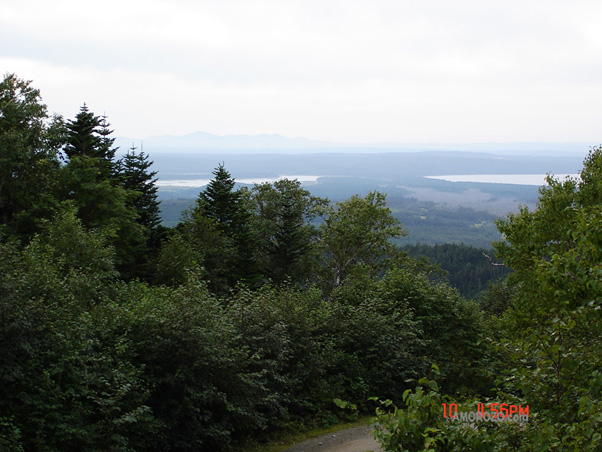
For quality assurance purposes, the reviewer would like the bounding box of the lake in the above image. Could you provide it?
[425,174,579,186]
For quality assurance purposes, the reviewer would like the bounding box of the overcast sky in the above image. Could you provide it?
[2,0,601,144]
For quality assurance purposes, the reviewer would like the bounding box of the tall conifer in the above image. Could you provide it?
[119,146,161,231]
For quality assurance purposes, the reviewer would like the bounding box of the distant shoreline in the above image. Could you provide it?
[425,174,579,186]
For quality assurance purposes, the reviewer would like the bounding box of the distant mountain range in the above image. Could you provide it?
[115,131,336,152]
[115,131,594,155]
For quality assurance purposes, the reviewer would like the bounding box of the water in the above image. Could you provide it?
[425,174,579,186]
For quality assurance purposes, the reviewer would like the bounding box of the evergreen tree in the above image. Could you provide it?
[97,114,118,177]
[119,145,161,231]
[60,107,144,278]
[199,163,242,232]
[179,164,258,292]
[63,105,116,161]
[116,146,164,280]
[61,104,124,229]
[269,193,308,282]
[250,179,328,283]
[63,104,102,159]
[63,105,117,178]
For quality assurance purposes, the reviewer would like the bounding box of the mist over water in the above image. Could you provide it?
[425,174,579,186]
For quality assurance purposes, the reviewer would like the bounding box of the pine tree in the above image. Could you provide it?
[199,164,256,274]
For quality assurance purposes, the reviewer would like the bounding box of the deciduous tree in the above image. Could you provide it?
[319,191,405,288]
[0,73,61,238]
[493,146,602,445]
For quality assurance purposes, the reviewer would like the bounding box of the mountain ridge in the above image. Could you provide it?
[114,131,595,155]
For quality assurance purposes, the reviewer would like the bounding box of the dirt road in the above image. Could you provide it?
[281,425,382,452]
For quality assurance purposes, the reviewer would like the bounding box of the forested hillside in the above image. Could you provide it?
[402,243,510,299]
[2,74,601,452]
[0,73,493,451]
[158,195,504,248]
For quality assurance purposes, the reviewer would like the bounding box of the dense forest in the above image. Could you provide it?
[402,243,510,299]
[158,194,504,248]
[1,73,601,451]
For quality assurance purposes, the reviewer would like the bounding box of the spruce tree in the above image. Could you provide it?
[60,107,144,279]
[119,146,161,231]
[268,192,309,282]
[250,178,328,284]
[114,146,164,280]
[64,105,117,178]
[199,163,241,231]
[97,114,118,177]
[182,164,259,292]
[63,104,102,159]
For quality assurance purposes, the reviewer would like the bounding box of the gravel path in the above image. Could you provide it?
[281,425,382,452]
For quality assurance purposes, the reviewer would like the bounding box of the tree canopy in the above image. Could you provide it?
[319,191,405,288]
[5,72,602,452]
[0,74,61,237]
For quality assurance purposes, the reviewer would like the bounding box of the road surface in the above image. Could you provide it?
[282,425,382,452]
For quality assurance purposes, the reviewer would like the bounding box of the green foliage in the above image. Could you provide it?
[1,73,518,452]
[110,279,263,451]
[118,146,161,231]
[368,148,602,451]
[227,280,429,429]
[0,417,24,452]
[478,278,515,316]
[371,369,602,452]
[3,210,484,451]
[154,231,201,286]
[115,146,163,279]
[370,366,532,452]
[59,106,148,279]
[371,365,447,452]
[402,243,510,299]
[63,105,117,170]
[60,154,145,274]
[0,73,62,238]
[319,191,405,288]
[492,147,602,447]
[328,260,492,395]
[0,209,153,452]
[250,179,328,284]
[156,195,504,248]
[178,164,259,292]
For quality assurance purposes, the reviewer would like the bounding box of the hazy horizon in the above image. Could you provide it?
[114,130,597,155]
[4,1,602,144]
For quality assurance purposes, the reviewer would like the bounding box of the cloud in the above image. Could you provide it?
[2,0,602,142]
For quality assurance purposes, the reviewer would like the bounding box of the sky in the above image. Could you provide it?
[1,0,602,144]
